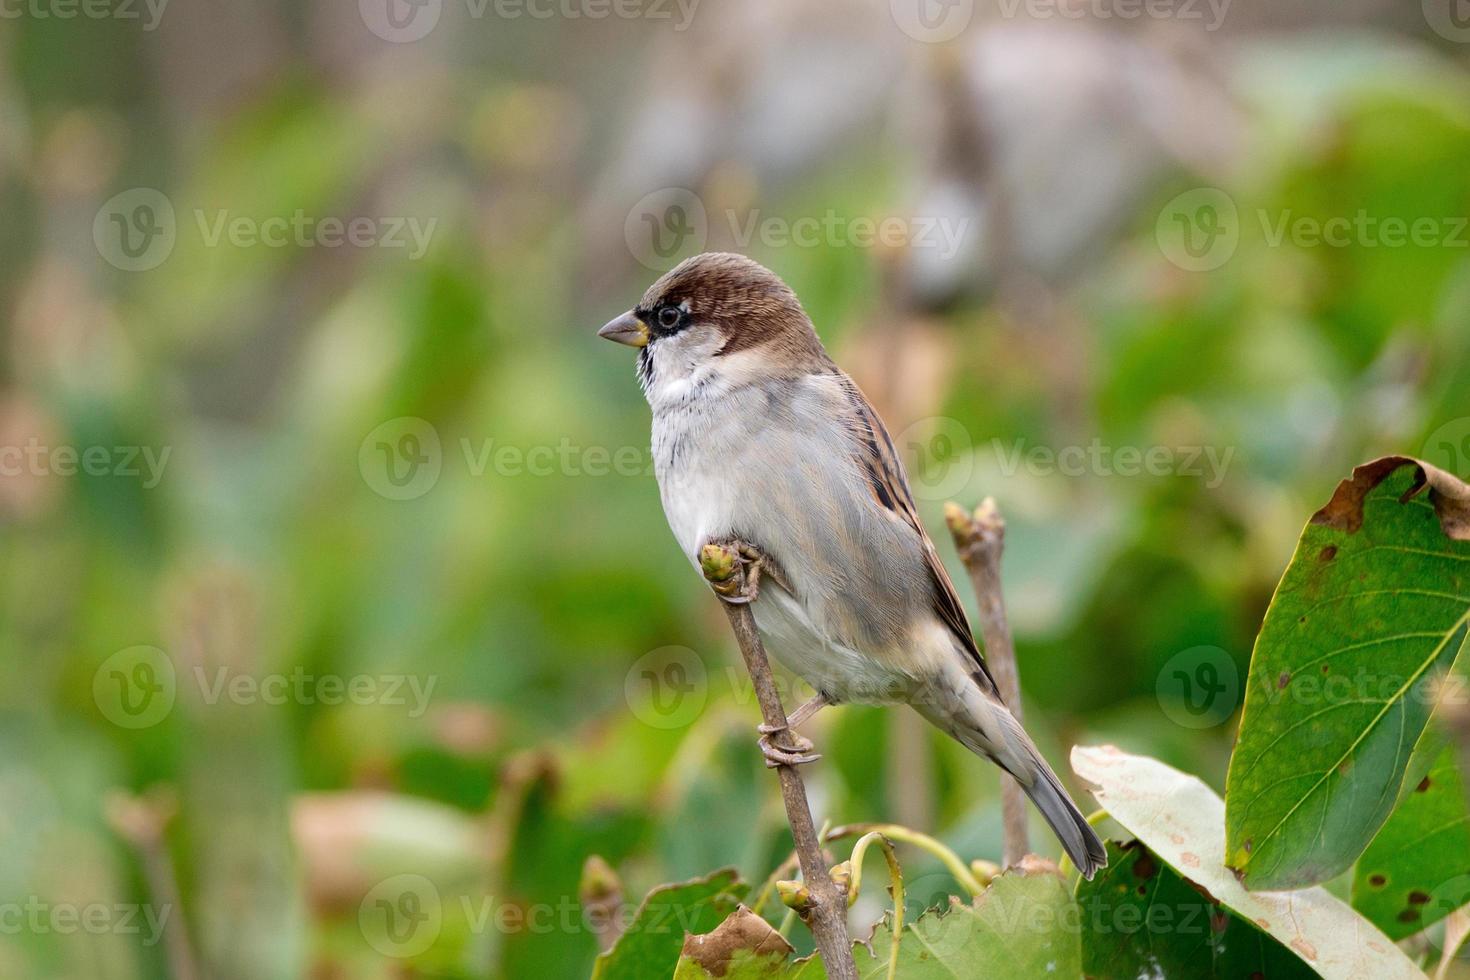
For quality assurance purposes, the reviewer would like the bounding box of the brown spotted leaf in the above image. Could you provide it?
[672,905,796,979]
[1351,744,1470,940]
[1225,458,1470,890]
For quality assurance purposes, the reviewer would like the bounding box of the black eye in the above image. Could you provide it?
[657,306,681,330]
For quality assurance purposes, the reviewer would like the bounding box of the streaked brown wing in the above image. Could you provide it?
[835,374,999,698]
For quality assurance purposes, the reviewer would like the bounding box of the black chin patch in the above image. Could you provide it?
[636,345,656,389]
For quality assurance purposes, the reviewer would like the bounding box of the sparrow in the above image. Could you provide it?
[598,252,1106,878]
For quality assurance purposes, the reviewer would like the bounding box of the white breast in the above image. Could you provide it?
[648,369,924,704]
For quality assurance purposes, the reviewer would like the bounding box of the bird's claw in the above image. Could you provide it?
[757,725,821,768]
[712,578,754,604]
[702,540,786,606]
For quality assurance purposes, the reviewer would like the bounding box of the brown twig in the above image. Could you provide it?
[700,543,858,980]
[104,786,200,980]
[944,498,1030,868]
[1439,673,1470,822]
[579,855,625,954]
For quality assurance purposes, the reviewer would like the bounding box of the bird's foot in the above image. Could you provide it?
[756,723,821,768]
[699,540,788,605]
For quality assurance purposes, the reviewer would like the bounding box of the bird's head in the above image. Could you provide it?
[597,253,829,394]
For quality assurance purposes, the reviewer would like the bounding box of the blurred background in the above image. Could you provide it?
[4,0,1470,976]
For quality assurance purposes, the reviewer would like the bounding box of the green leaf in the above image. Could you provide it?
[1225,457,1470,889]
[856,869,1080,978]
[1078,839,1318,979]
[1352,745,1470,940]
[592,869,747,980]
[1073,744,1425,979]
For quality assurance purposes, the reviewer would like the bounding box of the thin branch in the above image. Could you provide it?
[579,855,625,954]
[1434,906,1470,980]
[1439,672,1470,824]
[701,543,858,980]
[944,498,1030,868]
[104,787,199,980]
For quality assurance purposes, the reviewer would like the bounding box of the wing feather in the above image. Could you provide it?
[833,374,999,697]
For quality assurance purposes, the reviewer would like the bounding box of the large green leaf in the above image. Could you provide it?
[1352,745,1470,940]
[1225,458,1470,889]
[1073,744,1424,979]
[1078,839,1318,979]
[856,869,1080,978]
[592,869,747,980]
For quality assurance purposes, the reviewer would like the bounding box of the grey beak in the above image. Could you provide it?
[597,311,649,348]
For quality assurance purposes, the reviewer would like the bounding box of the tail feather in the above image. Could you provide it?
[915,678,1108,879]
[1014,745,1109,879]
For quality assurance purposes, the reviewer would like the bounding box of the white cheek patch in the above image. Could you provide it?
[644,326,726,408]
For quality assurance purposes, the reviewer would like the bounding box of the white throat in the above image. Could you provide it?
[639,328,732,412]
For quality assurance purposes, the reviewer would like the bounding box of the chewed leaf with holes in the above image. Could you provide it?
[858,869,1080,978]
[1352,744,1470,940]
[1224,457,1470,890]
[592,869,747,980]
